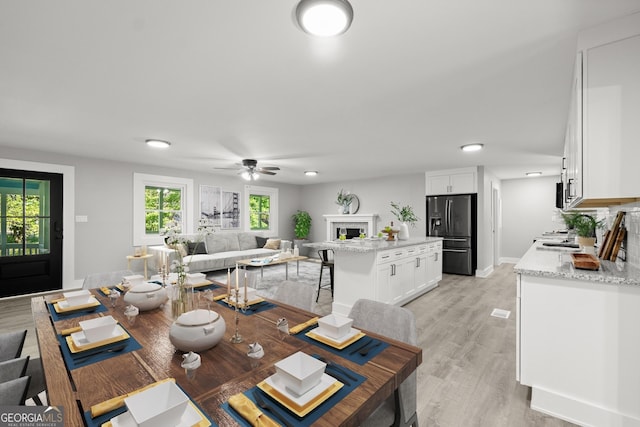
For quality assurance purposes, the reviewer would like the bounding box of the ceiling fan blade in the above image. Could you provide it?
[259,166,280,171]
[257,170,277,175]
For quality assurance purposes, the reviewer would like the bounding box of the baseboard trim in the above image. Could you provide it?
[500,257,520,264]
[475,265,494,278]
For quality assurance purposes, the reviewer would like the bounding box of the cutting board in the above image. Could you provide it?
[571,253,601,270]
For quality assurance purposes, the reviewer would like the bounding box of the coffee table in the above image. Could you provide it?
[236,255,308,280]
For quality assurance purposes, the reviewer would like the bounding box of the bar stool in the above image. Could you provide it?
[316,249,334,302]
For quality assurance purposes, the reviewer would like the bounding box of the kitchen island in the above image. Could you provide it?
[306,237,443,316]
[515,241,640,427]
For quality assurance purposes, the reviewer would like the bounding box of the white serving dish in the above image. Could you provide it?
[317,313,354,340]
[123,282,168,311]
[63,289,92,307]
[111,402,201,427]
[57,296,98,310]
[186,273,206,285]
[266,372,336,406]
[79,315,118,343]
[310,326,362,346]
[274,351,326,396]
[169,309,226,352]
[124,381,189,427]
[71,324,126,349]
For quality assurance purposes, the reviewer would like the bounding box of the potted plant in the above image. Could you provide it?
[572,214,605,248]
[335,189,353,214]
[291,210,312,256]
[390,202,419,240]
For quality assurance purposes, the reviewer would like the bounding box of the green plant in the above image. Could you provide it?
[390,202,419,226]
[335,189,353,206]
[292,210,312,239]
[560,211,582,230]
[572,214,605,238]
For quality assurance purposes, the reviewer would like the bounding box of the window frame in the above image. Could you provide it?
[133,173,194,246]
[244,185,278,236]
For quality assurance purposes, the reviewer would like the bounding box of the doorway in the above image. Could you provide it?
[0,168,63,297]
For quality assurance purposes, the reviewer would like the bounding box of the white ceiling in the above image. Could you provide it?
[1,1,640,185]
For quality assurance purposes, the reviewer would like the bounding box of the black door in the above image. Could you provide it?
[0,168,63,297]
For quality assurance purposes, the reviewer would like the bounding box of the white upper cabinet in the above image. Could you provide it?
[425,167,477,195]
[566,12,640,208]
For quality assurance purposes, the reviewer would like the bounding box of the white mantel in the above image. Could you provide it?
[323,214,378,241]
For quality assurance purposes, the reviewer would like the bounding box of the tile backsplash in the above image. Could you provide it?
[609,202,640,268]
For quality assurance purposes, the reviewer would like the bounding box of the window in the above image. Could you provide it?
[244,185,278,235]
[133,174,194,246]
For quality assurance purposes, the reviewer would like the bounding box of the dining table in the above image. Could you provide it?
[31,280,422,426]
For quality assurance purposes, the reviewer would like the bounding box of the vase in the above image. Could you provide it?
[398,222,410,240]
[170,276,194,319]
[342,202,350,214]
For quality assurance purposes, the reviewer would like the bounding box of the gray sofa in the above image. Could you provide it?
[148,231,290,274]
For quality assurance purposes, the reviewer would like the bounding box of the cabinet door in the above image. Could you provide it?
[376,262,394,304]
[426,242,443,286]
[565,52,583,206]
[426,174,451,195]
[449,172,476,194]
[414,252,428,291]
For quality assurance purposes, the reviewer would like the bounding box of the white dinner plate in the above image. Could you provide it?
[309,327,361,346]
[71,324,126,347]
[265,372,336,407]
[57,296,98,309]
[110,402,203,427]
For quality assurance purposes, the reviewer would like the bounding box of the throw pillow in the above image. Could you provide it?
[256,236,269,248]
[187,241,207,255]
[263,238,281,250]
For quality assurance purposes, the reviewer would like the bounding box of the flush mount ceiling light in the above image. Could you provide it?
[460,143,484,152]
[145,139,171,149]
[296,0,354,37]
[526,172,542,177]
[304,170,318,176]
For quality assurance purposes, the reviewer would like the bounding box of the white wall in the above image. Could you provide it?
[477,167,502,276]
[501,175,561,260]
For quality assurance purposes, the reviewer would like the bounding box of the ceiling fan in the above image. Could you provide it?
[217,159,280,180]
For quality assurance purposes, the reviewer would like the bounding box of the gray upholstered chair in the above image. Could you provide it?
[82,269,133,289]
[349,299,419,427]
[0,377,31,405]
[272,280,316,313]
[25,357,46,405]
[0,356,30,383]
[0,329,27,362]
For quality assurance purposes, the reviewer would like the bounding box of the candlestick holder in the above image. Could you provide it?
[228,287,246,343]
[159,264,169,287]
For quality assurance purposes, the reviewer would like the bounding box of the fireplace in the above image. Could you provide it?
[323,214,378,241]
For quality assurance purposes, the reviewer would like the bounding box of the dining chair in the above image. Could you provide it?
[349,299,419,427]
[0,356,30,384]
[25,356,46,405]
[316,249,334,302]
[82,269,134,289]
[0,376,31,406]
[0,329,27,362]
[272,280,316,313]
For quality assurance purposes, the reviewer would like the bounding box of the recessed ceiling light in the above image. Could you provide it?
[145,139,171,149]
[460,143,483,152]
[296,0,354,37]
[304,171,318,176]
[526,172,542,177]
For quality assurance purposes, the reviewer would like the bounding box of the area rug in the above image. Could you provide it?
[205,259,333,315]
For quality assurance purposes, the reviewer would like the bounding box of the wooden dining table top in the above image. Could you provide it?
[31,283,422,426]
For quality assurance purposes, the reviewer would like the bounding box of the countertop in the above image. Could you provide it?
[514,240,640,286]
[304,237,443,253]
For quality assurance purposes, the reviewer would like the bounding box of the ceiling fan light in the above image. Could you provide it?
[241,171,251,181]
[145,139,171,149]
[461,143,483,152]
[296,0,353,37]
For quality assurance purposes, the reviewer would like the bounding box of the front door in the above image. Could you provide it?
[0,168,63,297]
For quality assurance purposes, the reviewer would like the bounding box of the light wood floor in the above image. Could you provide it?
[0,264,576,426]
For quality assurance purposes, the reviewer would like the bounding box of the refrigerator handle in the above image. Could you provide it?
[445,199,451,234]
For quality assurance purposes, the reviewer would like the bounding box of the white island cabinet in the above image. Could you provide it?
[515,242,640,427]
[306,237,443,316]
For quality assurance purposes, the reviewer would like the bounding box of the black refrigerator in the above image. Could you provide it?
[426,194,477,275]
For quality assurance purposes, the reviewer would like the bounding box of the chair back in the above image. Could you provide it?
[0,376,31,405]
[349,299,417,425]
[318,249,334,264]
[83,270,134,289]
[0,356,30,383]
[0,330,27,362]
[273,280,316,313]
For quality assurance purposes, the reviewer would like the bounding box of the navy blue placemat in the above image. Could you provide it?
[192,282,223,292]
[221,358,366,426]
[48,301,108,321]
[215,299,277,315]
[57,324,142,370]
[292,326,389,365]
[83,382,218,427]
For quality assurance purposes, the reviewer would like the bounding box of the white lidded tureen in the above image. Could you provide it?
[169,309,226,352]
[123,282,168,311]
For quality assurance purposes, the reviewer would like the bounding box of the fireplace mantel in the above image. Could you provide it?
[323,214,378,241]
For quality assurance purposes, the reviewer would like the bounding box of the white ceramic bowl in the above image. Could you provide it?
[274,351,326,396]
[317,313,354,340]
[123,282,168,311]
[125,381,189,427]
[169,309,227,352]
[79,315,117,342]
[63,289,92,307]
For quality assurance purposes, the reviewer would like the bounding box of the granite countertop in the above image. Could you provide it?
[304,237,443,253]
[514,240,640,286]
